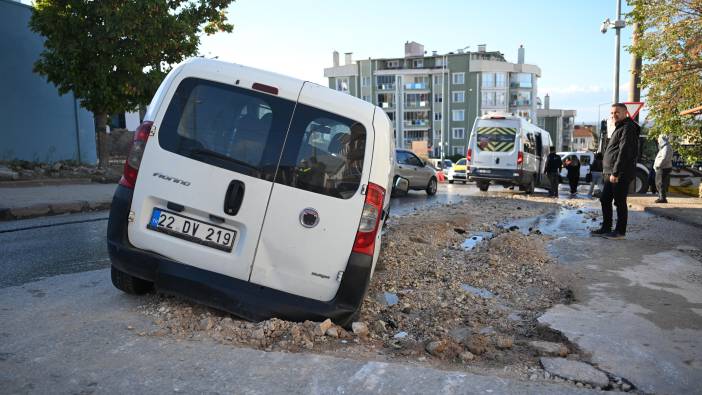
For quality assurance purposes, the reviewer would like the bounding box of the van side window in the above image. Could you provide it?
[277,104,366,199]
[524,133,536,154]
[159,78,295,181]
[580,155,591,166]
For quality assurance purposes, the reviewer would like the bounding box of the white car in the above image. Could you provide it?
[107,59,395,326]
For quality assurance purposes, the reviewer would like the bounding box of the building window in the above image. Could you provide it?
[495,73,506,88]
[386,111,395,121]
[386,60,400,68]
[361,95,371,102]
[377,93,395,108]
[482,73,495,88]
[452,109,465,121]
[510,73,533,89]
[510,91,532,107]
[335,78,349,94]
[403,111,430,127]
[434,112,442,121]
[361,77,371,87]
[496,91,506,107]
[376,75,396,90]
[481,91,496,106]
[413,59,423,68]
[405,76,429,90]
[452,72,465,85]
[452,91,465,103]
[434,93,443,103]
[405,93,430,108]
[452,128,465,139]
[433,74,444,85]
[435,58,446,67]
[452,146,465,155]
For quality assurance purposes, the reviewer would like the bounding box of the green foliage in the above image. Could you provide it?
[629,0,702,163]
[29,0,235,115]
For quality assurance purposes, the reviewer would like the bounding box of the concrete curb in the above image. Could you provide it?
[0,201,111,221]
[628,202,702,230]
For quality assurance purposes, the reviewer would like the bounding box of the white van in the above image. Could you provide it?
[467,113,552,193]
[107,59,395,326]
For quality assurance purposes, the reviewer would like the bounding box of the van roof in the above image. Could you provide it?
[178,58,378,113]
[478,112,524,121]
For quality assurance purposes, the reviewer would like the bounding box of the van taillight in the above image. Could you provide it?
[119,121,153,189]
[466,148,472,162]
[517,151,524,165]
[352,183,385,256]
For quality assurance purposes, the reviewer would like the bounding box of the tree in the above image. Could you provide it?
[29,0,235,167]
[629,0,702,163]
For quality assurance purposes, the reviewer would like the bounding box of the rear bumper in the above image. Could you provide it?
[106,185,372,324]
[469,168,530,184]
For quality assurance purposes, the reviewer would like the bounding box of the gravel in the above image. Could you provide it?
[136,195,582,381]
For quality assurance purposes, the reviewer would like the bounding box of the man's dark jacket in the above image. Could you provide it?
[603,117,639,178]
[545,153,562,174]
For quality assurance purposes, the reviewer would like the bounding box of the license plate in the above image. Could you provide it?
[147,208,236,252]
[478,169,492,174]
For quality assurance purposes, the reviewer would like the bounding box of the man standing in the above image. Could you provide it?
[653,135,673,203]
[591,103,640,239]
[544,147,562,197]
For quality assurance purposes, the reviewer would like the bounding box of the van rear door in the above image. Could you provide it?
[129,71,301,283]
[474,119,519,169]
[250,83,374,302]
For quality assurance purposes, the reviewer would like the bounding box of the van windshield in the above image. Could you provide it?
[475,121,518,152]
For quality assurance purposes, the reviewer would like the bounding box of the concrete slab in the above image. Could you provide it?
[540,215,702,394]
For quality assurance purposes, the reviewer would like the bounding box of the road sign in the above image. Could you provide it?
[622,102,644,119]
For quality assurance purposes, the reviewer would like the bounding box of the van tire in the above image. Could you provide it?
[462,180,467,184]
[629,168,649,194]
[111,266,153,295]
[449,180,454,184]
[523,177,535,194]
[477,181,489,192]
[426,177,438,195]
[336,306,362,329]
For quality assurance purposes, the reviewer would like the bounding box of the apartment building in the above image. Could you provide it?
[324,42,541,158]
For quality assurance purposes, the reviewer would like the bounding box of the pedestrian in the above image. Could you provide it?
[564,154,580,197]
[544,147,562,197]
[588,152,604,198]
[653,134,673,203]
[591,103,640,239]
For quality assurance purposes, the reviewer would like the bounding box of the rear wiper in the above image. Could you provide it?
[188,148,260,173]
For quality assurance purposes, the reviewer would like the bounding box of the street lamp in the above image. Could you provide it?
[600,0,626,103]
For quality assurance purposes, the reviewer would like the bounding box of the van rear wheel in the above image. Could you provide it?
[111,266,153,295]
[477,181,489,192]
[523,177,535,194]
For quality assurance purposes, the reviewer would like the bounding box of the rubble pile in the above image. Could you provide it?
[138,196,581,379]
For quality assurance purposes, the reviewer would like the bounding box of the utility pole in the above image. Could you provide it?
[612,0,623,103]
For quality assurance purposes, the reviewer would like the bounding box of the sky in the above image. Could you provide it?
[199,0,644,123]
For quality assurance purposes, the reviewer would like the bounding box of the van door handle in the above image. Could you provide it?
[224,180,245,216]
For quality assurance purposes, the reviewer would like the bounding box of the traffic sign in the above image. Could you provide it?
[622,102,644,119]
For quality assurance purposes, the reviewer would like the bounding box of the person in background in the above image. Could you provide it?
[544,147,563,197]
[591,103,640,240]
[588,152,604,198]
[564,154,580,197]
[653,134,673,203]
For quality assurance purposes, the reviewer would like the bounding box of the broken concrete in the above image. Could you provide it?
[540,358,610,388]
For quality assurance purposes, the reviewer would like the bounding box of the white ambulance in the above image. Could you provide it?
[107,59,395,326]
[467,113,552,193]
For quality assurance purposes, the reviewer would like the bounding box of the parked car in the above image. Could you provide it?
[450,158,468,184]
[107,58,395,327]
[467,113,552,193]
[394,149,438,195]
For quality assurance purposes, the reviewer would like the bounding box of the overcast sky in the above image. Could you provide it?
[199,0,644,123]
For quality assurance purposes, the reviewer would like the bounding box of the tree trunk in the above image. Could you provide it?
[95,112,110,169]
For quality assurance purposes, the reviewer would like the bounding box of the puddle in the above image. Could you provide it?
[461,232,494,251]
[500,207,596,237]
[461,284,495,298]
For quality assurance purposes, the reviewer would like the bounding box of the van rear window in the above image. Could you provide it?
[476,126,516,152]
[159,78,295,180]
[276,103,366,199]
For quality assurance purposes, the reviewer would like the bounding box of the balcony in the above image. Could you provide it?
[379,102,396,110]
[404,101,429,110]
[403,119,430,129]
[376,83,396,91]
[404,83,429,90]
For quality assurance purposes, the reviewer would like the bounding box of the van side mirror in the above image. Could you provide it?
[392,176,409,196]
